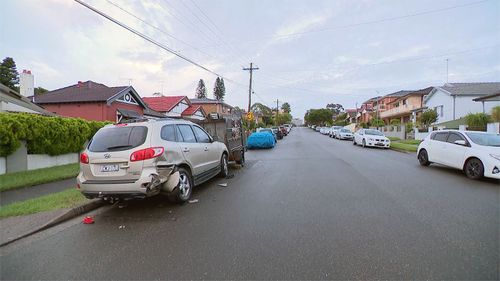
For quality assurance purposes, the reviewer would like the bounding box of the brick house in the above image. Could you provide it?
[142,95,206,120]
[190,98,234,116]
[33,81,163,122]
[380,87,433,124]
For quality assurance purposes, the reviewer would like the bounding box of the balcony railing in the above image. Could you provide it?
[379,104,420,119]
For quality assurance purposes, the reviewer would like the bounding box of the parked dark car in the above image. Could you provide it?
[272,127,283,139]
[279,126,288,136]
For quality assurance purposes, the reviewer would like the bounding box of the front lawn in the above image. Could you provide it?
[0,188,86,218]
[390,139,421,152]
[0,163,79,192]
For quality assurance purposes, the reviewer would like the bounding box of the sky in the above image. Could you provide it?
[1,0,499,119]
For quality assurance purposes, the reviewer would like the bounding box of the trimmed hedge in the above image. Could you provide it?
[0,113,109,157]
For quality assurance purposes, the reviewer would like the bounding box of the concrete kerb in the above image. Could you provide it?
[0,199,104,247]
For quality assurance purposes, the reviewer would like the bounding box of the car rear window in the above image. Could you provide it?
[88,126,148,152]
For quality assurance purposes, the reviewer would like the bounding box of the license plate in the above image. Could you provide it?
[100,164,119,172]
[376,142,384,146]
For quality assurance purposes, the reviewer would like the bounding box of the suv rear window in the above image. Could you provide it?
[88,126,148,152]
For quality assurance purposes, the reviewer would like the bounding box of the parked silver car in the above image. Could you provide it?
[77,118,229,203]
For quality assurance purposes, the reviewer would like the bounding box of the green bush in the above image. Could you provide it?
[405,122,414,133]
[390,119,401,126]
[0,113,109,157]
[418,109,438,129]
[465,113,491,130]
[491,106,500,122]
[371,118,385,127]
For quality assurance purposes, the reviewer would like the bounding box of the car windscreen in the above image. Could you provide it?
[365,129,384,136]
[340,129,351,133]
[465,132,500,147]
[88,126,148,152]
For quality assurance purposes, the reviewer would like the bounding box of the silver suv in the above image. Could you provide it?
[77,118,229,203]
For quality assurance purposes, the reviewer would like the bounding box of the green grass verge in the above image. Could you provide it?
[0,188,86,218]
[387,137,401,141]
[390,142,418,152]
[0,163,79,192]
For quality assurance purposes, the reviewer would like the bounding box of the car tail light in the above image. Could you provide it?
[130,147,164,162]
[80,153,89,164]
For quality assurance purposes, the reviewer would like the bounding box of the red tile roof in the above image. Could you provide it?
[181,105,203,116]
[34,81,127,104]
[142,96,187,112]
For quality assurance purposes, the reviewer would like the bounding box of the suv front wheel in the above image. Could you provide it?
[168,167,193,203]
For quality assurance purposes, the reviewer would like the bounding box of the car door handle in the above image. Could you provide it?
[182,147,190,152]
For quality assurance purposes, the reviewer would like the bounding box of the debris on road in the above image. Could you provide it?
[82,216,94,224]
[188,199,199,204]
[225,174,235,179]
[118,225,126,229]
[218,183,228,187]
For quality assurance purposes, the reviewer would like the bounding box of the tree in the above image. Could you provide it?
[333,112,348,126]
[0,57,19,91]
[304,108,333,125]
[418,109,438,128]
[281,102,291,113]
[213,77,225,101]
[390,119,401,126]
[326,103,344,116]
[251,102,273,125]
[275,112,292,125]
[195,79,207,99]
[34,87,48,95]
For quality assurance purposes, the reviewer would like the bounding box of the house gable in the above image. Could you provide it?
[107,87,147,109]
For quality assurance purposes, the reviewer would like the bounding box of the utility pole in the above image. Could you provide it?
[243,63,259,112]
[355,102,358,126]
[276,99,279,113]
[275,98,279,125]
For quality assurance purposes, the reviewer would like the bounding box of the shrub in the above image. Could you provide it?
[465,113,491,130]
[371,118,385,127]
[491,106,500,122]
[359,122,368,128]
[418,110,438,128]
[0,113,109,157]
[405,122,414,133]
[390,119,401,126]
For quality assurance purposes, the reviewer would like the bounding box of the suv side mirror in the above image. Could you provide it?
[454,140,466,146]
[211,135,219,142]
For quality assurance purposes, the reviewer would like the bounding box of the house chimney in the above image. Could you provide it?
[77,81,83,88]
[20,69,34,97]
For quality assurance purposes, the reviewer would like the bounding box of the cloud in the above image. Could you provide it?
[269,12,331,45]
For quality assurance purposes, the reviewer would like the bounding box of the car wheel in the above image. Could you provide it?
[464,158,484,180]
[418,149,431,166]
[168,167,192,203]
[219,154,229,178]
[362,139,366,148]
[353,139,357,145]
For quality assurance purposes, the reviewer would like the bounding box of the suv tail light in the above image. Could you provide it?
[130,147,164,162]
[80,153,89,164]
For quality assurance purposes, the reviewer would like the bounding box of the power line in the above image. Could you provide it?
[204,0,491,47]
[74,0,244,87]
[104,0,220,61]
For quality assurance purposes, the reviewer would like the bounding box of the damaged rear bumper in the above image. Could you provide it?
[78,165,180,200]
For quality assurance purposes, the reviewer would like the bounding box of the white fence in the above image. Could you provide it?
[27,153,79,170]
[382,125,406,139]
[0,157,6,175]
[414,128,433,140]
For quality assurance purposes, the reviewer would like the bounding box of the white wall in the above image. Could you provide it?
[0,157,6,175]
[27,153,78,170]
[425,89,500,123]
[424,89,453,123]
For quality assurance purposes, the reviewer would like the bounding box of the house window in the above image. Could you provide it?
[434,106,444,117]
[402,99,407,106]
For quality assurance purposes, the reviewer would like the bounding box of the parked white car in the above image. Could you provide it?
[337,128,354,140]
[417,130,500,180]
[353,129,390,148]
[320,127,329,135]
[329,126,343,138]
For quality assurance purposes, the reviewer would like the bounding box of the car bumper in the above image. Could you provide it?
[483,161,500,180]
[77,166,178,199]
[366,141,390,148]
[339,135,353,140]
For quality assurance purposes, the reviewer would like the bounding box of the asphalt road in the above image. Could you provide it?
[1,127,499,280]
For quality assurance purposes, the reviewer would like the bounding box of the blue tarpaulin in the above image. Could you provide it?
[246,132,275,149]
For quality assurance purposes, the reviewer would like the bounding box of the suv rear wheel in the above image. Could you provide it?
[219,154,229,178]
[168,167,192,203]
